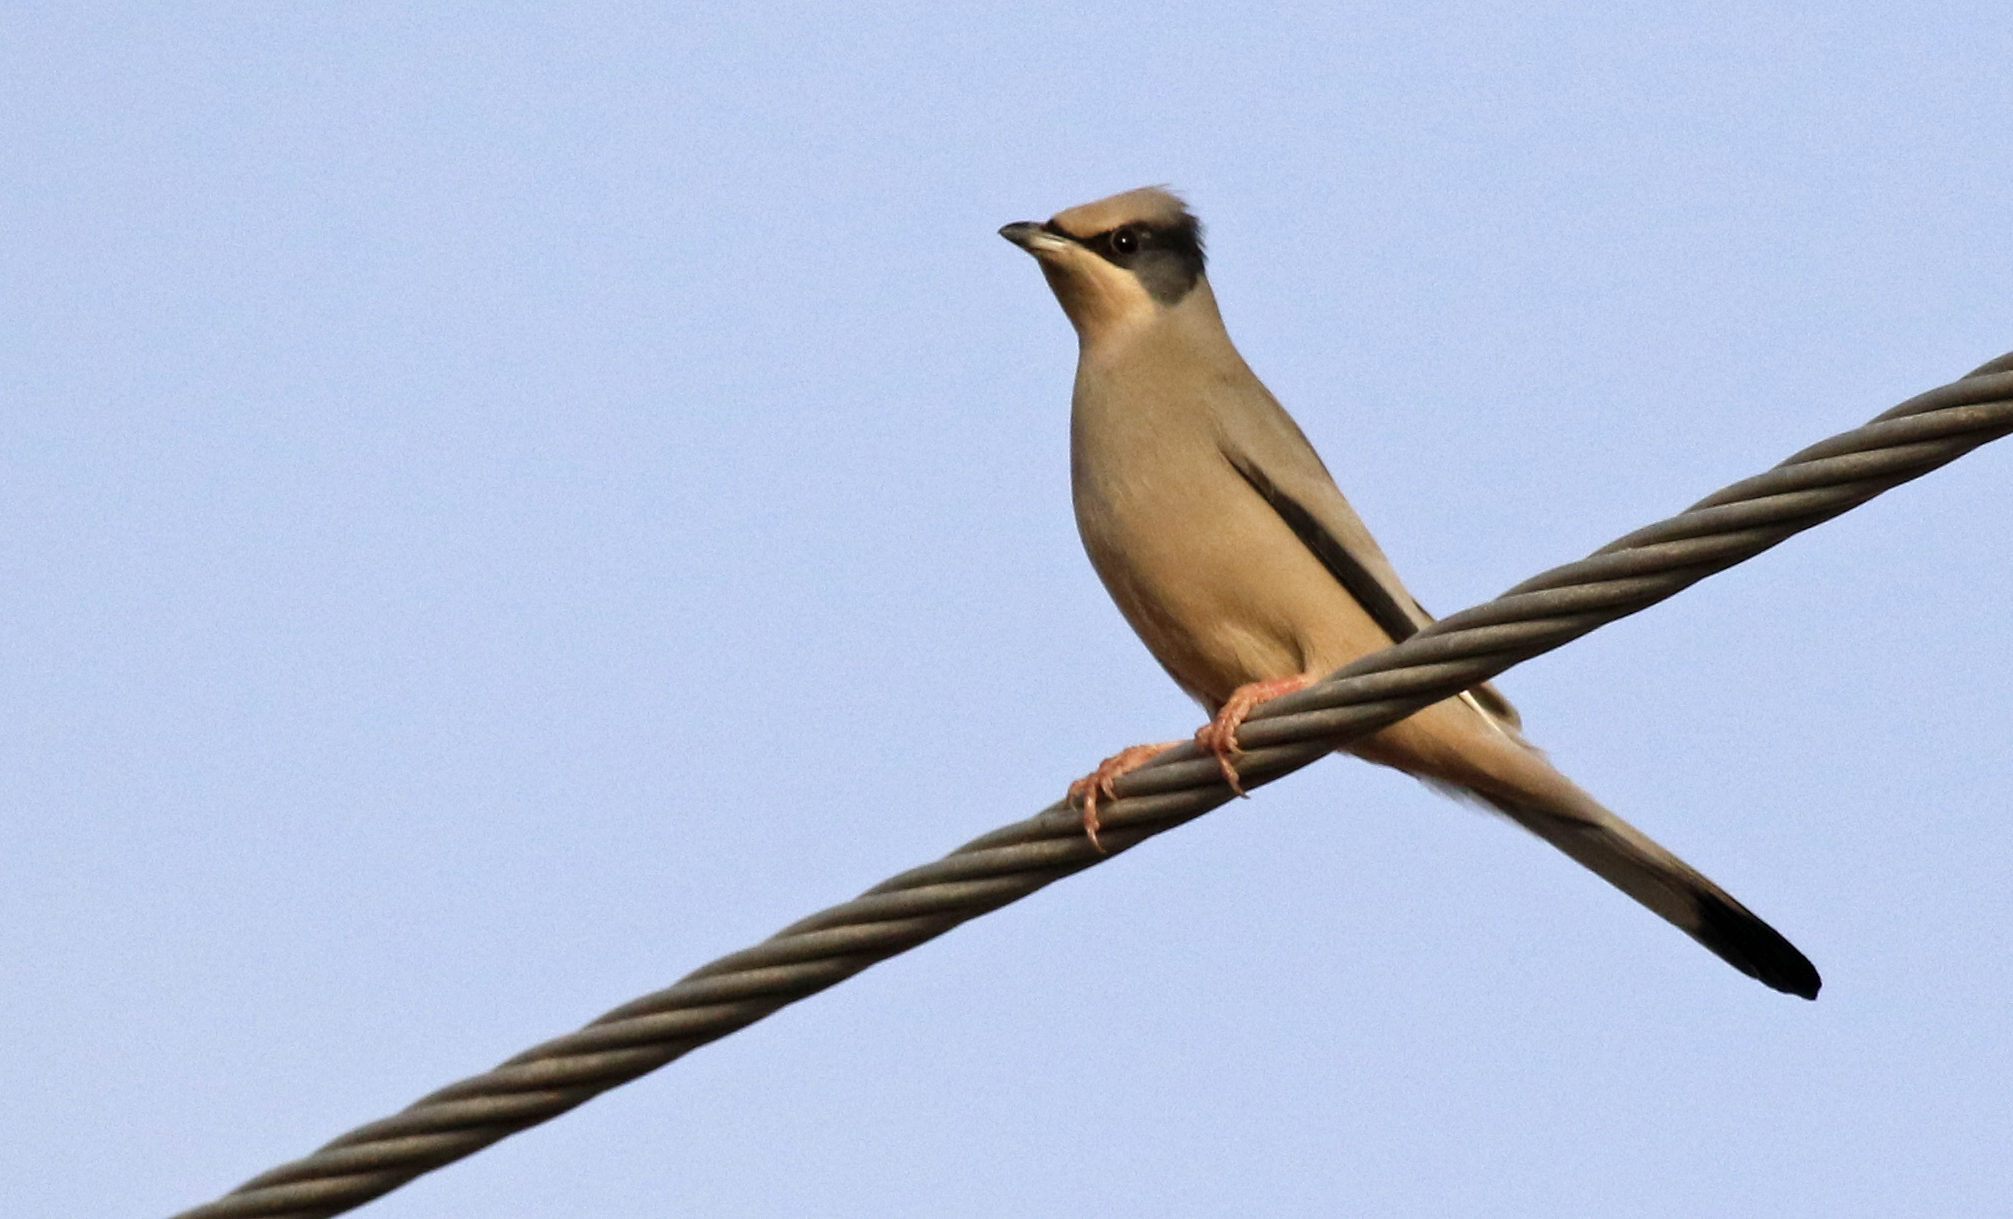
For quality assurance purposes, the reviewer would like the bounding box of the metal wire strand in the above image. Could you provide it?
[173,353,2013,1219]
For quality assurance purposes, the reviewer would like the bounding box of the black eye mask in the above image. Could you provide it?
[1041,216,1207,306]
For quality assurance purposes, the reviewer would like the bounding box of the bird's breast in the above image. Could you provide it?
[1069,372,1382,708]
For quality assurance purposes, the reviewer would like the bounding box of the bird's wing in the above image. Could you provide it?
[1214,389,1522,728]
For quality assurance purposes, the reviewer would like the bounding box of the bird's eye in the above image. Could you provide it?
[1110,227,1141,255]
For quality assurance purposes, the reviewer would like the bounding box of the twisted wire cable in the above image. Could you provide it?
[174,353,2013,1219]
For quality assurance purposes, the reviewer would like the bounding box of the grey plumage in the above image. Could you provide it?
[1002,186,1818,999]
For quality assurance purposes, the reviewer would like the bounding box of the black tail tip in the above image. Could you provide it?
[1695,892,1822,1000]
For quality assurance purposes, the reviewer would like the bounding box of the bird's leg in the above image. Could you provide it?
[1195,674,1317,795]
[1068,742,1181,853]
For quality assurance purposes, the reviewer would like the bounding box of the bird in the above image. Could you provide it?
[999,186,1820,999]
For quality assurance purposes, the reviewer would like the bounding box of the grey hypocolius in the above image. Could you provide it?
[1001,186,1819,999]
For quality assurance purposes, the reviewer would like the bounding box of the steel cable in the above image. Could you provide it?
[173,353,2013,1219]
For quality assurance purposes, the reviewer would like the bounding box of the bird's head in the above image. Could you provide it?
[1000,186,1207,340]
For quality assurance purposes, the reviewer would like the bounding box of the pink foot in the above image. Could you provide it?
[1068,742,1180,852]
[1194,674,1317,796]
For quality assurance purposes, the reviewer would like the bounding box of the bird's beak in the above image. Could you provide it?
[999,221,1071,255]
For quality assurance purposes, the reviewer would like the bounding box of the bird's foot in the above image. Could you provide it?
[1068,742,1180,853]
[1195,674,1317,796]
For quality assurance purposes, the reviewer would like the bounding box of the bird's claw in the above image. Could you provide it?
[1067,743,1178,853]
[1195,675,1317,798]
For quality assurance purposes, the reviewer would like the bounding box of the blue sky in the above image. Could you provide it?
[6,5,2011,1216]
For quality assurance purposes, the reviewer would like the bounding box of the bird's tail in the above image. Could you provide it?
[1484,780,1821,999]
[1352,697,1819,997]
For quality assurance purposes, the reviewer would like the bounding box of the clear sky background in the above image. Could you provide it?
[6,5,2011,1217]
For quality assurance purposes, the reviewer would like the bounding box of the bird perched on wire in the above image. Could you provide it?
[999,186,1819,999]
